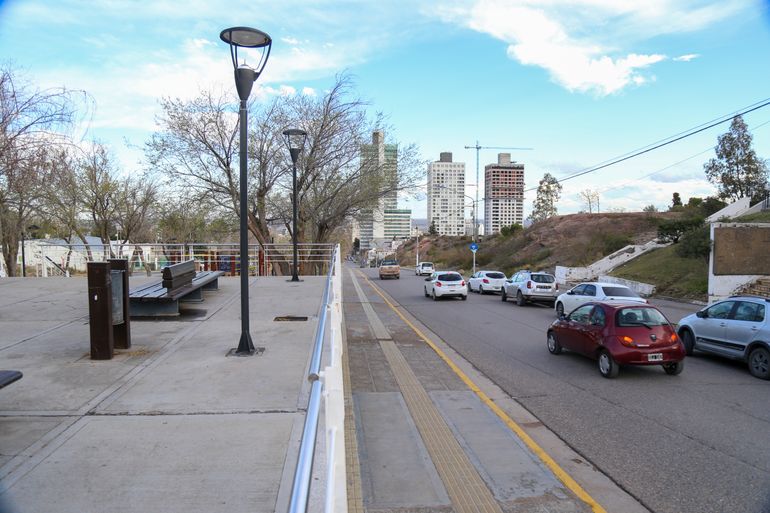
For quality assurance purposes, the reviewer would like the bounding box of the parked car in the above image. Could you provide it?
[379,259,400,279]
[415,261,434,276]
[468,270,507,294]
[554,282,646,317]
[424,271,467,301]
[677,296,770,379]
[547,302,685,378]
[502,270,558,306]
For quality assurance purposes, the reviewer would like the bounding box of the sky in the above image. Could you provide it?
[1,0,770,220]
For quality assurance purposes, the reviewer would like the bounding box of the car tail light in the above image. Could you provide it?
[483,278,490,284]
[670,333,678,343]
[436,282,442,287]
[617,335,637,348]
[555,283,559,290]
[527,280,533,289]
[461,281,465,287]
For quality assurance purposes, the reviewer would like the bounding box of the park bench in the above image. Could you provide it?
[129,260,224,317]
[0,370,22,390]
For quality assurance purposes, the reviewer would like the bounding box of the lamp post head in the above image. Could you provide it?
[220,27,272,101]
[283,128,308,164]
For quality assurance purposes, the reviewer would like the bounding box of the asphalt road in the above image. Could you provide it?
[359,265,770,513]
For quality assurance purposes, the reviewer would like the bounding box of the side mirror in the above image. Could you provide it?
[567,290,574,295]
[558,313,566,321]
[424,277,431,282]
[696,310,707,318]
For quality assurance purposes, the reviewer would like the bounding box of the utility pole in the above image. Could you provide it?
[464,141,533,238]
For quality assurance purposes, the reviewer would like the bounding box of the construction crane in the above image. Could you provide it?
[463,141,533,238]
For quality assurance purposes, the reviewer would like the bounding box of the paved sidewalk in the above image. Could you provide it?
[0,275,326,513]
[342,266,649,513]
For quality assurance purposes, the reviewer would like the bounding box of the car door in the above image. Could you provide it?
[469,272,478,291]
[505,273,518,295]
[724,301,765,358]
[563,284,587,313]
[563,304,595,354]
[425,272,437,295]
[693,301,736,355]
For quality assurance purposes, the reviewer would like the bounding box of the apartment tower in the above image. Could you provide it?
[484,153,524,235]
[427,152,465,236]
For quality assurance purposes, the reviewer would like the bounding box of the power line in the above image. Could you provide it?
[524,97,770,193]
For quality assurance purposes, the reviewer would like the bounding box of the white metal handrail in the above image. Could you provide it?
[288,244,346,513]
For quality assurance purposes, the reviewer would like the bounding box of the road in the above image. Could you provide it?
[358,265,770,513]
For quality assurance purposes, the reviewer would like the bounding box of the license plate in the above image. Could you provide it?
[537,286,550,289]
[647,353,663,362]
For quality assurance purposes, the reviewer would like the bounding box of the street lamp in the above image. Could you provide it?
[220,26,272,356]
[20,224,40,277]
[282,129,307,282]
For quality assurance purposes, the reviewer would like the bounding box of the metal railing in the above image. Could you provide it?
[19,242,335,277]
[288,244,346,513]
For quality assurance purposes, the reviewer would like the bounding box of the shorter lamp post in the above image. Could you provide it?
[20,224,40,277]
[282,129,307,282]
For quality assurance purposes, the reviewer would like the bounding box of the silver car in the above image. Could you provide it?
[502,270,558,306]
[677,296,770,379]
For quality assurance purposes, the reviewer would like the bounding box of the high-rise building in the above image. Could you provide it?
[484,153,524,235]
[427,152,465,236]
[358,130,401,249]
[384,209,412,239]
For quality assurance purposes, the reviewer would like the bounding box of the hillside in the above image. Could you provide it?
[398,212,682,278]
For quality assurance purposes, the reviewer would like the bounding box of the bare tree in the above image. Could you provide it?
[579,188,600,214]
[114,173,159,244]
[78,141,119,257]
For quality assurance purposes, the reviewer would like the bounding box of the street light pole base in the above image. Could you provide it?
[287,278,303,282]
[230,331,256,356]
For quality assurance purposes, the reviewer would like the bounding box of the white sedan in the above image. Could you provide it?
[554,282,646,317]
[424,271,468,301]
[467,270,507,294]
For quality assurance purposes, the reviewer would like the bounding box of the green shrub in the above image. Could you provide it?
[657,217,704,243]
[675,225,711,259]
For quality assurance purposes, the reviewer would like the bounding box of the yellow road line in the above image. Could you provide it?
[358,271,607,513]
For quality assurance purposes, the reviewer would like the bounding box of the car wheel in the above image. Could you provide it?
[501,289,507,302]
[748,347,770,380]
[516,291,525,306]
[479,285,485,295]
[547,332,562,354]
[424,287,429,298]
[598,349,619,378]
[468,283,472,293]
[680,329,695,356]
[397,275,400,279]
[556,302,564,318]
[461,294,467,301]
[432,290,438,301]
[662,360,685,375]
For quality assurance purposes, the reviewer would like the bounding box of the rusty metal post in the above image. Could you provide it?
[87,262,114,360]
[109,258,131,350]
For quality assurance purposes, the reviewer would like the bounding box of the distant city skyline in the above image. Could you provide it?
[1,0,769,220]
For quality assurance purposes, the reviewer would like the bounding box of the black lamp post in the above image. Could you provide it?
[282,129,307,282]
[20,224,40,278]
[220,26,272,356]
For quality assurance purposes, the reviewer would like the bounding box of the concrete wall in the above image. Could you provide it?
[706,197,751,223]
[598,275,656,297]
[555,240,668,285]
[708,222,770,303]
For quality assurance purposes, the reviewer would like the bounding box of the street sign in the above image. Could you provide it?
[469,242,478,253]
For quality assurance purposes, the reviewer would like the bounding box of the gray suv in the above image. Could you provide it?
[502,270,558,306]
[677,296,770,379]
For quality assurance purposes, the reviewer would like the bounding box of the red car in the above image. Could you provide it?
[547,302,686,378]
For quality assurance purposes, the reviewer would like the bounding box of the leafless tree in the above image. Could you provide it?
[579,188,600,214]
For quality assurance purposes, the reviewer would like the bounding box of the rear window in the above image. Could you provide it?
[616,307,669,327]
[420,262,433,267]
[438,273,462,281]
[531,274,555,284]
[485,272,505,279]
[381,260,398,266]
[603,286,637,297]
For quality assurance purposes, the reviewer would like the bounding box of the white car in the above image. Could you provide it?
[468,270,507,294]
[554,282,646,317]
[416,261,434,276]
[424,271,468,301]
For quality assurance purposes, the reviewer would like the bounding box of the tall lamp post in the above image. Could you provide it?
[220,26,272,356]
[282,129,307,282]
[20,224,40,277]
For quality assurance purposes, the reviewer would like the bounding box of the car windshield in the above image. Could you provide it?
[616,307,669,327]
[603,286,637,297]
[438,273,462,281]
[531,274,555,283]
[381,260,398,266]
[421,262,433,267]
[485,272,505,279]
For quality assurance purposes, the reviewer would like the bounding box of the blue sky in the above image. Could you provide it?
[1,0,769,219]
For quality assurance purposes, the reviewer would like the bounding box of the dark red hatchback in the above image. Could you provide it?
[547,302,686,378]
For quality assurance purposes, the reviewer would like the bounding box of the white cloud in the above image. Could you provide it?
[433,0,749,95]
[674,53,700,62]
[282,36,301,45]
[302,87,317,96]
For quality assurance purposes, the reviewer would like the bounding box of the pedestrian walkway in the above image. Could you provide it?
[0,275,328,513]
[342,267,649,513]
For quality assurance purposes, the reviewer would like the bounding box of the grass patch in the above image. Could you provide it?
[610,245,708,300]
[734,211,770,223]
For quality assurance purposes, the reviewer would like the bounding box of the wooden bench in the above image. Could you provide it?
[0,370,22,390]
[129,260,224,317]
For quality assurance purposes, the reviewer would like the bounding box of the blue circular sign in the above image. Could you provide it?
[469,242,478,252]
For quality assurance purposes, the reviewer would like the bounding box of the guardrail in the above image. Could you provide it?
[288,244,346,513]
[19,242,335,277]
